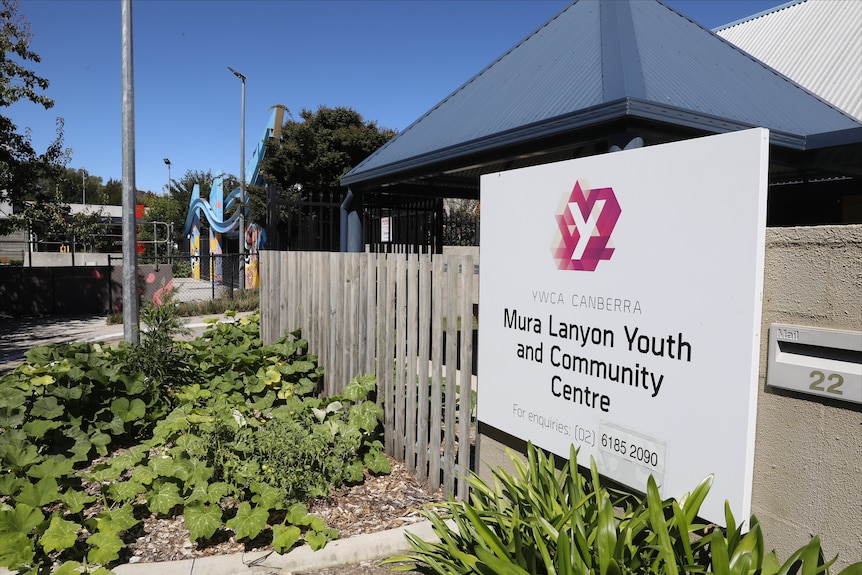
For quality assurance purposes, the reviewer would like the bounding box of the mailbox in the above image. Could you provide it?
[767,323,862,405]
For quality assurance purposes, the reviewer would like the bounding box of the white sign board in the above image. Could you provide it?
[478,129,769,525]
[381,216,391,242]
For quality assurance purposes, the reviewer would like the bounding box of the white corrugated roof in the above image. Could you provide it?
[717,0,862,122]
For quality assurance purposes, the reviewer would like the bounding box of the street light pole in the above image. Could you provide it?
[228,66,246,290]
[163,158,171,195]
[163,158,171,260]
[82,168,87,204]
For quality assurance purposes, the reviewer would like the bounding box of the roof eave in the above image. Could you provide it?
[342,97,821,188]
[805,126,862,150]
[626,98,808,149]
[341,99,631,187]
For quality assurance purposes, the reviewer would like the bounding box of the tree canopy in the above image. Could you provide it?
[253,105,395,226]
[0,0,71,235]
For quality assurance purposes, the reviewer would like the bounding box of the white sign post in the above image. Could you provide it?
[477,129,769,525]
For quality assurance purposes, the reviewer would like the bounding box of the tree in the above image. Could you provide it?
[253,106,395,227]
[0,0,71,235]
[443,199,480,246]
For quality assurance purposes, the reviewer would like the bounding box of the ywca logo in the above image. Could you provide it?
[552,181,621,271]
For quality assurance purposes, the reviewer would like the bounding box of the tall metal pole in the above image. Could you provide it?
[228,66,246,289]
[121,0,139,343]
[163,158,171,195]
[82,168,86,204]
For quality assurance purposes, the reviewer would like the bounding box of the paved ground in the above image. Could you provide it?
[0,313,238,374]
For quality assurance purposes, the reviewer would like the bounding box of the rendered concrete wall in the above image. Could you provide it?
[478,224,862,569]
[753,224,861,568]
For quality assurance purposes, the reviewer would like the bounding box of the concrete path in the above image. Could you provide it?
[0,312,250,373]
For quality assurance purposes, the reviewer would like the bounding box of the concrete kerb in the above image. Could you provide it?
[0,520,444,575]
[115,520,444,575]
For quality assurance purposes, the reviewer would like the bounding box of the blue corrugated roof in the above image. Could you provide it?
[342,0,861,187]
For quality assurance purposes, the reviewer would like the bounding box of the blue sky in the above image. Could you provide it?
[9,0,790,197]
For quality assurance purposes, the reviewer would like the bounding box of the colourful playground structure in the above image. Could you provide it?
[182,106,285,288]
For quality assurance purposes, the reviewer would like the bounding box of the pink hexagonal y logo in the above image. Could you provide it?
[552,181,621,271]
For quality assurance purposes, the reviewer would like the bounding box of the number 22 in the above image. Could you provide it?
[809,370,844,395]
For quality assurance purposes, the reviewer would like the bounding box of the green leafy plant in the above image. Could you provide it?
[390,443,861,575]
[0,312,389,573]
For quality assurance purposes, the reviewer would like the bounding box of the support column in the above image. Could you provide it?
[340,188,364,253]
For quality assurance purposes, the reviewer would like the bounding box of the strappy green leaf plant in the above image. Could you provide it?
[390,443,860,575]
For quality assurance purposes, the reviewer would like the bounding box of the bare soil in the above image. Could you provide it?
[124,456,446,573]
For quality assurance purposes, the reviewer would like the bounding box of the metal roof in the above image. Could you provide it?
[717,0,862,122]
[342,0,861,188]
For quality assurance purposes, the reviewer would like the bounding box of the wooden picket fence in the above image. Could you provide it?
[259,250,479,499]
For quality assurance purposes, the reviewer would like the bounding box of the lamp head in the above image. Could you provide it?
[163,158,171,166]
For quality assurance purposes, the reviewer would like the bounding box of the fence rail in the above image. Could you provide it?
[260,250,479,499]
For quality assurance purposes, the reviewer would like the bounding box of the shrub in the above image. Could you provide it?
[391,443,861,575]
[0,312,388,574]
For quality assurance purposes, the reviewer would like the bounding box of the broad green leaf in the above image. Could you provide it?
[185,482,210,504]
[30,396,64,419]
[30,374,55,386]
[285,503,308,525]
[87,530,124,565]
[349,402,382,432]
[225,502,269,541]
[147,482,183,515]
[364,449,391,474]
[341,374,375,402]
[102,414,126,436]
[149,455,177,477]
[207,482,232,504]
[82,464,122,483]
[108,444,148,471]
[0,503,44,535]
[47,383,83,400]
[2,443,43,469]
[60,489,97,515]
[41,516,80,553]
[271,524,302,553]
[130,465,158,486]
[26,456,75,479]
[305,530,329,551]
[0,532,35,570]
[0,405,26,428]
[108,481,145,505]
[54,561,83,575]
[89,431,112,456]
[16,476,60,507]
[0,474,25,497]
[251,482,285,510]
[0,387,26,408]
[94,505,139,533]
[184,504,223,541]
[111,397,146,422]
[22,418,64,439]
